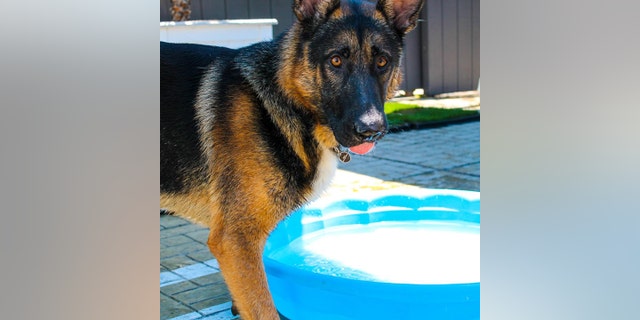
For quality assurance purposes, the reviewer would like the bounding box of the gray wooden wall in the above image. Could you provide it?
[160,0,479,96]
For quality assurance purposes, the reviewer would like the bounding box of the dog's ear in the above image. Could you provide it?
[376,0,425,35]
[293,0,341,22]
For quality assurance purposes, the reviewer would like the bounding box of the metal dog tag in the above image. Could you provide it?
[333,147,351,163]
[338,151,351,163]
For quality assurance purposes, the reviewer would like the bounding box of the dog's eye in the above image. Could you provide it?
[330,55,342,68]
[376,56,388,68]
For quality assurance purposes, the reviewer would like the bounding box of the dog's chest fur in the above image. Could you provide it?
[308,147,338,202]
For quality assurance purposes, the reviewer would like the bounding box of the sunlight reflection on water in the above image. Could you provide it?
[270,221,479,284]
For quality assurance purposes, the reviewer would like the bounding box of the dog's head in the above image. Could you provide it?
[278,0,424,154]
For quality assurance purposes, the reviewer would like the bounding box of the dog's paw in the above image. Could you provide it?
[231,301,239,316]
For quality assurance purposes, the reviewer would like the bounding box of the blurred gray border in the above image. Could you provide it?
[0,1,160,319]
[482,0,640,319]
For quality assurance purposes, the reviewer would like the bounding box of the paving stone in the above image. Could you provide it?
[424,154,478,170]
[161,215,190,229]
[199,309,238,320]
[401,172,480,191]
[186,229,211,244]
[190,293,233,313]
[161,280,199,296]
[372,143,441,164]
[373,136,477,167]
[174,284,231,306]
[203,259,220,269]
[161,223,209,239]
[190,271,226,287]
[167,311,203,320]
[198,301,233,316]
[161,255,199,270]
[161,271,183,287]
[163,234,197,247]
[339,156,431,181]
[187,249,215,264]
[161,293,195,320]
[449,162,481,177]
[375,131,428,149]
[391,170,441,187]
[173,262,218,280]
[161,241,209,260]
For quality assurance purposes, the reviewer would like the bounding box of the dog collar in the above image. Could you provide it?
[332,146,351,163]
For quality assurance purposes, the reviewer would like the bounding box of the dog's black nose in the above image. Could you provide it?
[355,107,387,141]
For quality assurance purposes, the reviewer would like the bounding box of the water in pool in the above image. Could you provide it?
[269,220,479,284]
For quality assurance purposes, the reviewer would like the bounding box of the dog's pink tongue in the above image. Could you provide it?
[348,142,375,155]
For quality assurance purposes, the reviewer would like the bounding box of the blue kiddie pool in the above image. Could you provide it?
[263,189,480,320]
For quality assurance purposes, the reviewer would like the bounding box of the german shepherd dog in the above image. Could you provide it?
[160,0,424,318]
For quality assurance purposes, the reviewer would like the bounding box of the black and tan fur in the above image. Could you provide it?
[160,0,424,318]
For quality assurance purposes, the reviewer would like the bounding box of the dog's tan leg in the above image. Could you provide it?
[207,215,280,320]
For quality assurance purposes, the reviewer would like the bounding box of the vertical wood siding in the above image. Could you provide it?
[160,0,479,96]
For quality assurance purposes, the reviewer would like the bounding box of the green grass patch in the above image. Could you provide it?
[384,102,478,127]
